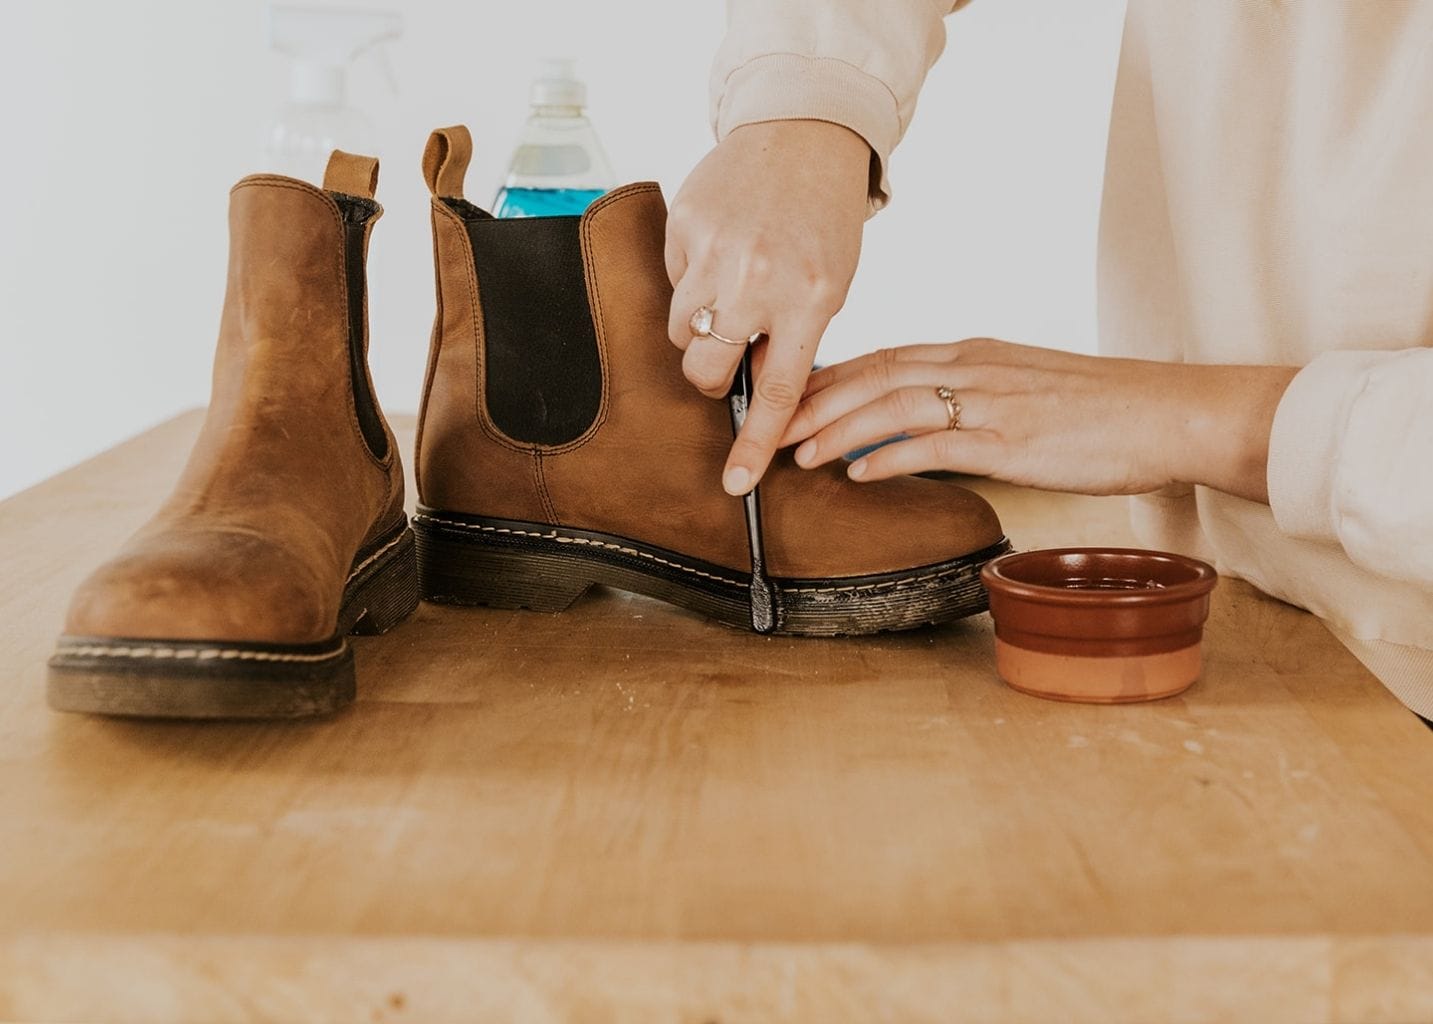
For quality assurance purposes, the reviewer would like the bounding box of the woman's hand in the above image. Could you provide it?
[781,338,1299,503]
[666,120,871,495]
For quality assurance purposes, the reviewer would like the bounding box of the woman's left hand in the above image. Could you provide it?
[780,338,1298,502]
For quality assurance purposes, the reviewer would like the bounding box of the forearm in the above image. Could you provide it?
[1166,348,1433,590]
[713,0,965,210]
[1165,364,1299,504]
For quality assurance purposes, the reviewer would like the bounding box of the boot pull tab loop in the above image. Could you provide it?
[323,150,380,199]
[422,125,472,199]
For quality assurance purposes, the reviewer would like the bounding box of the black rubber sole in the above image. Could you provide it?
[46,521,420,720]
[414,508,1011,637]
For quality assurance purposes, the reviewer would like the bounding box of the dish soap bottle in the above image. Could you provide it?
[262,4,402,183]
[494,59,615,218]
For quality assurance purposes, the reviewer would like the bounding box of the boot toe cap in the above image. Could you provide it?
[63,531,336,645]
[763,458,1007,579]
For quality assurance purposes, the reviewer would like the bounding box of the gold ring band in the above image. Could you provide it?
[935,385,962,431]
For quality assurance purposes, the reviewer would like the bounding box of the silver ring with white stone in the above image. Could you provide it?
[689,305,766,347]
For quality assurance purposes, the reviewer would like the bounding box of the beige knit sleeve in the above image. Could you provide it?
[1267,348,1433,589]
[710,0,970,212]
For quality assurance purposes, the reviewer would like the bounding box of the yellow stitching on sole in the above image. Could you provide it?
[54,643,348,664]
[345,528,408,584]
[417,514,742,585]
[415,514,985,595]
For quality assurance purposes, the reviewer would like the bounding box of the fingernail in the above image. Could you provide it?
[794,441,816,467]
[723,466,751,495]
[848,460,868,481]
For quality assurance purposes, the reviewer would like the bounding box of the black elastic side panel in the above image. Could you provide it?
[333,193,389,461]
[462,214,603,446]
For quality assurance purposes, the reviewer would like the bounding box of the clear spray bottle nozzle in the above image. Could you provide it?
[262,3,403,182]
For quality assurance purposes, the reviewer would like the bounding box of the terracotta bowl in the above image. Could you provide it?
[980,548,1218,704]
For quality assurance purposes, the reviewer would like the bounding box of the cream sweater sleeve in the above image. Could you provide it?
[1267,348,1433,586]
[710,0,969,211]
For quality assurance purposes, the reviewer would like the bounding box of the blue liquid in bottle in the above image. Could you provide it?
[495,60,614,219]
[493,186,608,218]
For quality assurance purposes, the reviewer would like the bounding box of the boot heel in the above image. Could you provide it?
[346,528,420,636]
[416,517,592,612]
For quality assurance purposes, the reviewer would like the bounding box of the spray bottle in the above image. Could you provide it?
[263,4,402,183]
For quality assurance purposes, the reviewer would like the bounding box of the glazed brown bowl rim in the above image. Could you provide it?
[981,547,1218,608]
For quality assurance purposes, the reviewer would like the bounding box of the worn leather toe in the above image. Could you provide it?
[762,455,1005,578]
[64,527,336,645]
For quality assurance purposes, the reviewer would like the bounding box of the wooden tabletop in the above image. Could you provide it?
[3,412,1432,1023]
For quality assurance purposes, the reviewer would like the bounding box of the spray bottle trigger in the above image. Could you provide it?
[369,45,399,98]
[323,150,380,199]
[422,125,472,200]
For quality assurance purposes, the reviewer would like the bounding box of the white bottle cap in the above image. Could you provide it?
[291,62,345,106]
[530,58,586,110]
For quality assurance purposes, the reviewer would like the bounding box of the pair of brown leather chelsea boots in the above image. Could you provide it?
[47,126,1010,720]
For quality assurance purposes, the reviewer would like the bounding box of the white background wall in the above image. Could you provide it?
[0,0,1126,499]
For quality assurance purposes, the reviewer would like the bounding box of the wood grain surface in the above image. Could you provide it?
[3,412,1431,1023]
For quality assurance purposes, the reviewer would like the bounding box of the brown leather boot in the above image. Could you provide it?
[47,152,417,718]
[413,126,1010,636]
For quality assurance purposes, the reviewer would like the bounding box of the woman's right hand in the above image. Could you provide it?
[665,119,872,496]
